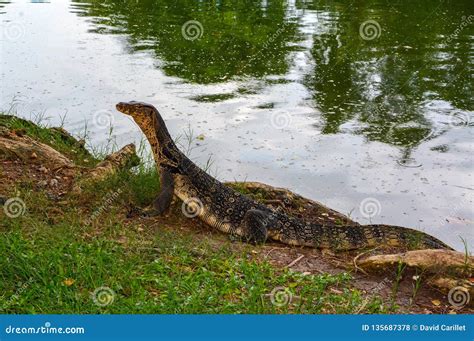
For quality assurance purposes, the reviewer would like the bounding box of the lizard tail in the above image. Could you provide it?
[284,223,453,251]
[360,224,453,251]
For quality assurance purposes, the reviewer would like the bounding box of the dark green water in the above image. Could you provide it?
[69,0,473,146]
[0,0,472,249]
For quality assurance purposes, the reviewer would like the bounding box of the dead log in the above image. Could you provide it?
[0,118,140,192]
[358,249,473,277]
[0,134,74,169]
[72,143,140,193]
[226,181,357,227]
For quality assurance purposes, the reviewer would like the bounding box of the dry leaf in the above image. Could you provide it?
[63,278,75,286]
[431,299,441,306]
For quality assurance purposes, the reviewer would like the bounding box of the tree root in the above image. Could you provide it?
[358,249,472,277]
[0,119,140,193]
[358,249,473,304]
[0,133,74,169]
[72,143,140,193]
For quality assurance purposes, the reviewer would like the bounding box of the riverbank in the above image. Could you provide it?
[0,113,472,314]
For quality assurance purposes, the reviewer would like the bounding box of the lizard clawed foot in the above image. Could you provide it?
[139,206,162,218]
[126,204,161,218]
[240,209,270,244]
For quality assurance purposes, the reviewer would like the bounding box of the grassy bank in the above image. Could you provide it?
[0,113,390,314]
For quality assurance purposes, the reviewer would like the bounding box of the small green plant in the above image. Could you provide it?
[390,261,406,310]
[410,271,423,305]
[460,237,471,275]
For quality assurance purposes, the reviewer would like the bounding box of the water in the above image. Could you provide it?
[1,0,472,250]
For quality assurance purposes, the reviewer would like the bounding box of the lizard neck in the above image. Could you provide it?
[149,109,183,170]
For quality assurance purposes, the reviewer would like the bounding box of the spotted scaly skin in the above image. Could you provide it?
[116,101,452,251]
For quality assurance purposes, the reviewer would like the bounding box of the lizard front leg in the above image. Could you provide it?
[142,168,175,217]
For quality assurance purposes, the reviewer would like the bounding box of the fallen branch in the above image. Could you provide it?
[286,254,305,268]
[358,249,473,278]
[0,134,73,169]
[72,143,140,193]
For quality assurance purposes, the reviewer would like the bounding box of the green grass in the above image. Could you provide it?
[0,174,388,314]
[0,227,386,313]
[0,220,386,313]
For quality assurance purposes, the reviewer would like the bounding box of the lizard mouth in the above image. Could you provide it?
[116,101,155,119]
[116,101,133,116]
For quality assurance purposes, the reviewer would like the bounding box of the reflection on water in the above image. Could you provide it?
[70,0,473,151]
[0,0,473,249]
[71,0,301,84]
[0,1,10,14]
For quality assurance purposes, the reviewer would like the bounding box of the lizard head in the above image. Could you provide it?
[116,101,157,129]
[116,101,177,163]
[116,101,164,152]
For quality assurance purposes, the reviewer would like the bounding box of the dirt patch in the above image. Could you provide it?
[0,159,76,199]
